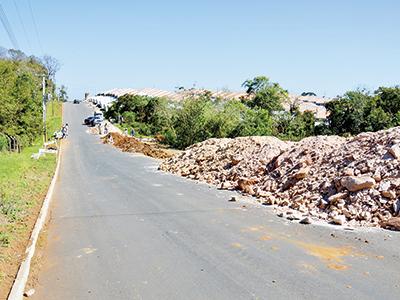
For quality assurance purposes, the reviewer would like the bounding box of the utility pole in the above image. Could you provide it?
[42,75,47,142]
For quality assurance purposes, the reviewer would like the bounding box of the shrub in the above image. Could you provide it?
[0,135,8,152]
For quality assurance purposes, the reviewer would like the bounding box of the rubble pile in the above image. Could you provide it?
[103,132,173,159]
[160,128,400,230]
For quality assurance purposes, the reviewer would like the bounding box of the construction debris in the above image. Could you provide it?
[160,127,400,230]
[103,132,173,159]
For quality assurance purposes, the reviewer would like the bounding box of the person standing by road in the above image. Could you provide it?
[130,128,135,137]
[64,123,69,138]
[61,124,68,139]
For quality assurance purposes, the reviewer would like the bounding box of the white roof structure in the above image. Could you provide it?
[87,95,117,109]
[95,88,331,118]
[97,88,247,102]
[286,94,331,119]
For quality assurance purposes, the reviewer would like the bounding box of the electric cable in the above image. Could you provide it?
[27,0,43,54]
[0,3,20,49]
[13,0,32,52]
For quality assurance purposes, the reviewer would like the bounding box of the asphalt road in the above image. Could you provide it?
[33,103,400,300]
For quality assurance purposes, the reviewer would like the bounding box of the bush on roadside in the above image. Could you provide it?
[0,50,57,147]
[105,75,400,150]
[325,87,400,135]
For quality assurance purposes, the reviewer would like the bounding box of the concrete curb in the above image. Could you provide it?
[7,141,62,300]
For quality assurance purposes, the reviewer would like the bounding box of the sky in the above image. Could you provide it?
[0,0,399,99]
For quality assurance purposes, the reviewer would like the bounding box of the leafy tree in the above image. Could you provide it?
[0,50,58,146]
[242,76,271,94]
[364,107,391,132]
[58,85,68,102]
[106,94,172,136]
[301,92,317,96]
[325,90,372,135]
[231,108,274,137]
[375,86,400,120]
[242,76,288,113]
[274,107,316,140]
[172,97,214,148]
[203,100,247,138]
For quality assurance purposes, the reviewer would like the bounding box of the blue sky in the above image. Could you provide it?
[0,0,399,98]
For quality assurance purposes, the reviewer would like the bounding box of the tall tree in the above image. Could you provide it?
[58,85,68,102]
[242,76,288,113]
[41,55,60,79]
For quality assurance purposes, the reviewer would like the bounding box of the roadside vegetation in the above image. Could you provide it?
[105,76,400,149]
[323,87,400,135]
[0,48,63,294]
[105,76,316,149]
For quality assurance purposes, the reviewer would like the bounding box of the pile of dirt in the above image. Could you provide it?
[160,128,400,230]
[103,132,173,159]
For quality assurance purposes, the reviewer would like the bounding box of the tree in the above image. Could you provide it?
[203,100,247,138]
[242,76,271,94]
[41,55,60,79]
[364,107,391,132]
[172,97,214,149]
[8,49,26,61]
[325,90,372,135]
[0,56,49,145]
[375,86,400,118]
[301,92,317,97]
[58,85,68,102]
[231,108,274,137]
[242,76,288,113]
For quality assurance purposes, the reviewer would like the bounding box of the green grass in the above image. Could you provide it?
[46,100,63,139]
[0,101,62,247]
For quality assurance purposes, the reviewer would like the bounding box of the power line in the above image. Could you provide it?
[0,4,19,49]
[0,3,20,49]
[13,0,32,52]
[27,0,43,54]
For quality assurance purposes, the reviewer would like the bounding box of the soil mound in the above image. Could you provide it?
[103,132,173,159]
[160,128,400,229]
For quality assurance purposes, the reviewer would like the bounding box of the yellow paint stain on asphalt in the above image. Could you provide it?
[328,263,349,271]
[259,235,272,241]
[295,241,351,262]
[294,241,352,271]
[231,243,243,249]
[241,226,264,232]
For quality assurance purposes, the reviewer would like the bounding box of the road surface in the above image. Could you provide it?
[33,103,400,299]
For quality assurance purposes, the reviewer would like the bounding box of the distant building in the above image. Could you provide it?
[93,87,332,118]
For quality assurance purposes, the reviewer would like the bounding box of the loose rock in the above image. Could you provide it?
[380,217,400,231]
[332,215,346,225]
[341,176,375,192]
[24,289,35,297]
[159,127,400,230]
[300,217,312,224]
[389,144,400,159]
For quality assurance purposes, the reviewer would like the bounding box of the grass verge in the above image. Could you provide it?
[0,101,62,298]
